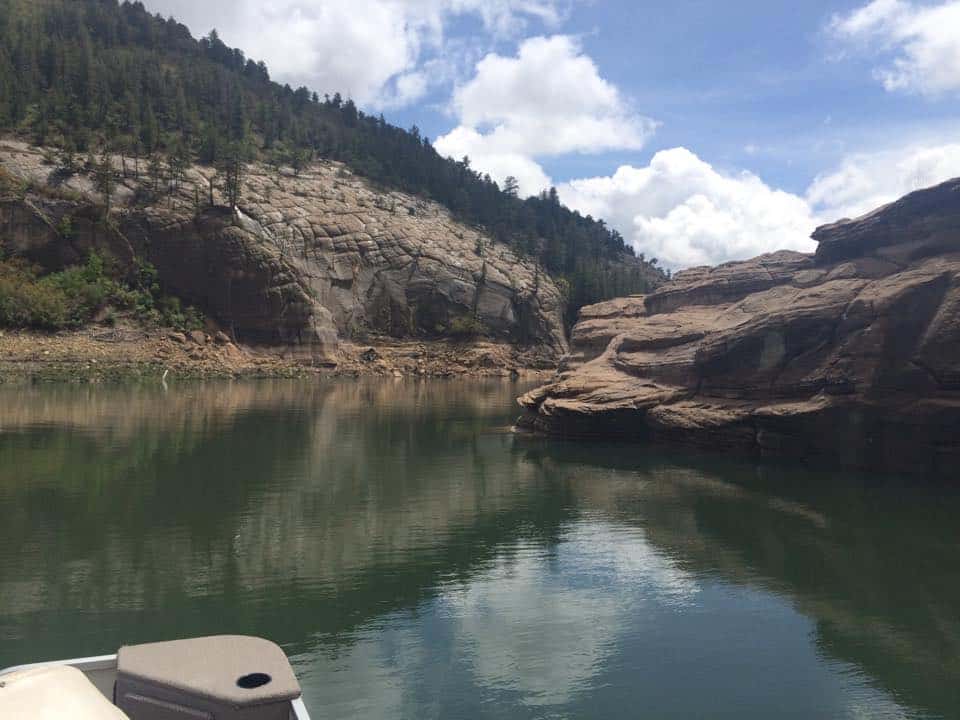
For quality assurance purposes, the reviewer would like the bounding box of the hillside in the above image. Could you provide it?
[0,0,666,322]
[1,138,570,377]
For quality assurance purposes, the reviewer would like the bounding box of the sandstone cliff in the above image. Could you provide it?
[0,140,568,363]
[518,179,960,474]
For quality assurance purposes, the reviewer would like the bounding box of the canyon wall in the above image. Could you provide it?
[518,178,960,474]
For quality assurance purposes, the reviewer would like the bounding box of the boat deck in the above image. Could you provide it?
[0,655,311,719]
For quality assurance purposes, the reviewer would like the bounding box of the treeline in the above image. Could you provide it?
[0,0,666,318]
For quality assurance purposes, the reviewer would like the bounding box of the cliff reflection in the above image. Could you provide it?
[0,379,562,662]
[517,441,960,718]
[0,380,956,719]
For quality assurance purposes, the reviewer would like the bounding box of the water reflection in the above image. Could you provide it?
[442,522,698,707]
[0,380,956,719]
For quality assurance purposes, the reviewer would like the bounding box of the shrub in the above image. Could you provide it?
[0,253,207,332]
[154,295,203,331]
[41,253,120,326]
[56,215,75,239]
[0,260,70,329]
[448,315,486,339]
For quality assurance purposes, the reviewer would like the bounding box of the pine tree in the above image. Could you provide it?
[167,140,189,192]
[141,104,159,153]
[289,147,311,177]
[92,153,116,217]
[147,153,163,192]
[216,141,247,210]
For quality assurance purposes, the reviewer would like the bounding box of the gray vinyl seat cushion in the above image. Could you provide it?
[117,635,301,707]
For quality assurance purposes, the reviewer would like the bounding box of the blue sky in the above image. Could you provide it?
[144,0,960,267]
[394,0,884,192]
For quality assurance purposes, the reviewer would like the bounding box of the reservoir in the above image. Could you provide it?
[0,380,956,719]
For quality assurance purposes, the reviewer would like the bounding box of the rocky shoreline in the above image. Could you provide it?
[0,138,573,383]
[518,178,960,476]
[0,323,556,383]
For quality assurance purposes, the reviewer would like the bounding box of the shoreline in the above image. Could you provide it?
[0,325,558,384]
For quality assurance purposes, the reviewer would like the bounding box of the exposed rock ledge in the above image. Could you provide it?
[0,140,568,365]
[518,179,960,474]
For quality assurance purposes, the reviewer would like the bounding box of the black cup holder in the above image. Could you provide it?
[236,673,272,689]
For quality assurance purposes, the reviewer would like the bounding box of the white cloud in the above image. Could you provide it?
[435,126,553,193]
[142,0,960,272]
[807,142,960,219]
[443,522,696,706]
[831,0,960,95]
[559,142,960,269]
[143,0,569,107]
[559,148,818,269]
[384,71,431,108]
[446,0,569,35]
[435,35,657,196]
[831,0,907,36]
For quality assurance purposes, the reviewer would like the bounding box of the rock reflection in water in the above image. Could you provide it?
[0,380,956,719]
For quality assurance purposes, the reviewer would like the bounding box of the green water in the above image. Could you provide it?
[0,379,957,719]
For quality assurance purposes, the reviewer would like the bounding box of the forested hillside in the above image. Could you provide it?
[0,0,666,319]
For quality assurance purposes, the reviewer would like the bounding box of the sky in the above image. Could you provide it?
[141,0,960,269]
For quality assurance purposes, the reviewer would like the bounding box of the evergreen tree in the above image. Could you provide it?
[289,147,311,177]
[92,152,116,217]
[216,141,247,210]
[0,0,666,318]
[147,153,163,192]
[167,140,189,191]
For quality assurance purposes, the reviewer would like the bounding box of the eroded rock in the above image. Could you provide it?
[519,177,960,475]
[0,140,568,364]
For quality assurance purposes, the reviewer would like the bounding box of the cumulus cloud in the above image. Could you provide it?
[434,126,554,193]
[830,0,960,95]
[559,148,818,269]
[143,0,569,107]
[559,143,960,269]
[443,522,696,706]
[435,35,657,196]
[141,0,960,271]
[807,142,960,219]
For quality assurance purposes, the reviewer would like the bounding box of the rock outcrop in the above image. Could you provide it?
[123,207,338,359]
[0,140,568,363]
[518,179,960,474]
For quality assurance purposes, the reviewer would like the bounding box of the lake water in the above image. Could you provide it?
[0,379,957,719]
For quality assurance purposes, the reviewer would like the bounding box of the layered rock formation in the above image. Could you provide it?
[519,179,960,474]
[0,140,568,363]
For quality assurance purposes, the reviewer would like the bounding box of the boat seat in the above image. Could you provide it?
[0,664,130,720]
[116,635,301,720]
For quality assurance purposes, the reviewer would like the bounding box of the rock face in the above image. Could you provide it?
[0,140,568,362]
[122,207,338,360]
[234,163,567,354]
[519,179,960,474]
